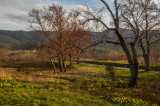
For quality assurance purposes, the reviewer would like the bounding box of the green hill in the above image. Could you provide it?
[0,30,120,50]
[0,30,34,50]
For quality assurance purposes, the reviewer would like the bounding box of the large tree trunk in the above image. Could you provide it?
[113,1,141,87]
[116,30,138,87]
[129,43,139,87]
[129,66,138,87]
[121,43,138,87]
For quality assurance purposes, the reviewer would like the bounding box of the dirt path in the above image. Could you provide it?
[0,67,55,82]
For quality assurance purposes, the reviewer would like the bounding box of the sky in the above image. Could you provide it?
[0,0,113,31]
[0,0,159,31]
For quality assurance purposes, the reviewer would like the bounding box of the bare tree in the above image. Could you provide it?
[76,0,149,87]
[137,0,160,71]
[29,4,74,72]
[66,12,91,65]
[29,4,91,72]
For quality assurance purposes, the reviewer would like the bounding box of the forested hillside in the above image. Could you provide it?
[0,30,34,50]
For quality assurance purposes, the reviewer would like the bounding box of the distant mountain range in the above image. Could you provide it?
[0,30,35,50]
[0,30,124,50]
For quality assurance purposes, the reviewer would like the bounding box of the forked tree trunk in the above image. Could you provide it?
[117,33,139,87]
[122,45,138,87]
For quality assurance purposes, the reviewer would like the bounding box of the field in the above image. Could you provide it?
[81,60,160,71]
[0,61,159,106]
[1,0,160,105]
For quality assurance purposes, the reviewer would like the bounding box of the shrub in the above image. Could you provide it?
[105,65,116,82]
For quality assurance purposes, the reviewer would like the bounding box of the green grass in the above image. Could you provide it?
[0,78,112,106]
[0,62,159,106]
[74,64,160,105]
[81,60,160,71]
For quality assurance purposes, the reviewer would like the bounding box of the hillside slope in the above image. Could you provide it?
[0,30,34,50]
[0,29,135,50]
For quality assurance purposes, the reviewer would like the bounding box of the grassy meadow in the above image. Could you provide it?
[81,60,160,71]
[0,61,159,106]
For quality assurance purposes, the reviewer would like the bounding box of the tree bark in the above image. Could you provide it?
[115,29,138,87]
[121,43,138,87]
[129,66,138,87]
[139,39,150,71]
[50,58,56,74]
[144,54,150,71]
[59,56,64,72]
[129,43,139,87]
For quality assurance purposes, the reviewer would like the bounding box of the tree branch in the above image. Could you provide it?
[74,40,120,52]
[83,18,114,30]
[149,37,160,45]
[100,0,116,21]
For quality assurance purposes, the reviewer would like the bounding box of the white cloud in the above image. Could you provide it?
[0,0,85,30]
[1,0,158,31]
[66,5,87,10]
[153,0,159,4]
[0,0,56,30]
[0,0,111,30]
[0,17,29,30]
